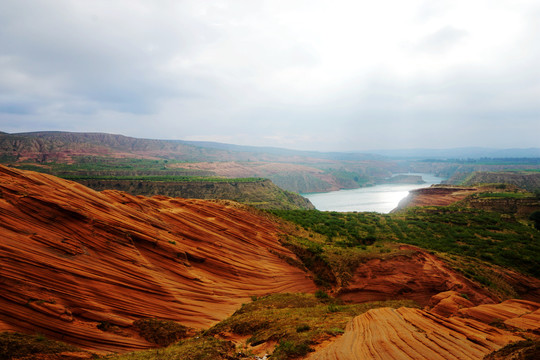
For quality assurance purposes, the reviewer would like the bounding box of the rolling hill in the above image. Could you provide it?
[0,165,316,351]
[1,138,540,359]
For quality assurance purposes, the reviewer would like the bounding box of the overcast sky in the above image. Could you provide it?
[1,0,539,151]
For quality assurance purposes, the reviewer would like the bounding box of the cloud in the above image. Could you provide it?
[1,0,539,151]
[416,26,468,53]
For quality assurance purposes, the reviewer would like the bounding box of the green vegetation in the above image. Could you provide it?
[133,318,190,347]
[484,339,540,360]
[60,174,265,183]
[101,337,237,360]
[206,293,416,360]
[460,171,540,192]
[11,157,261,183]
[13,157,199,173]
[9,157,315,210]
[269,206,540,279]
[0,332,79,359]
[530,210,540,230]
[475,192,531,199]
[103,294,417,360]
[270,173,331,194]
[325,169,373,188]
[424,158,540,166]
[10,157,267,183]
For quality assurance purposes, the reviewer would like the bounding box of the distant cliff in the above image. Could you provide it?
[380,174,425,184]
[393,184,540,218]
[393,186,478,211]
[75,178,315,210]
[0,131,395,193]
[459,171,540,191]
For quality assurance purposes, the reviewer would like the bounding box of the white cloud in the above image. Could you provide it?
[1,0,539,150]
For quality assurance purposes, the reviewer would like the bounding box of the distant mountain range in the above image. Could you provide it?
[367,147,540,159]
[2,131,539,160]
[2,131,540,194]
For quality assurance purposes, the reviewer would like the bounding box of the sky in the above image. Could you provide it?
[1,0,539,151]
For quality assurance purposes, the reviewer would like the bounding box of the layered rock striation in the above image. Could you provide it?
[308,297,539,360]
[0,165,316,351]
[338,246,499,306]
[76,178,315,210]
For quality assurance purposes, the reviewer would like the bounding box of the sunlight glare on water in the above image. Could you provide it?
[303,173,443,213]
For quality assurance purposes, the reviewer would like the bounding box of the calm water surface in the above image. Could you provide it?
[302,173,444,213]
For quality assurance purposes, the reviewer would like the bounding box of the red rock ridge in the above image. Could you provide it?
[393,186,478,211]
[0,165,316,351]
[459,299,540,331]
[338,245,499,306]
[307,300,538,360]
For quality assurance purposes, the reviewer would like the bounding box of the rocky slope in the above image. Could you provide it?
[308,295,538,360]
[0,131,245,163]
[394,185,540,218]
[171,161,385,193]
[0,165,316,352]
[393,186,479,210]
[75,178,315,210]
[379,174,425,184]
[338,246,500,306]
[0,131,398,193]
[2,164,539,358]
[461,171,540,191]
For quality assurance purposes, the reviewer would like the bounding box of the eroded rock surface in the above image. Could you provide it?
[308,305,531,360]
[0,165,316,351]
[338,246,498,306]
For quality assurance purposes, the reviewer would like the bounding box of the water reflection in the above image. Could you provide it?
[302,173,443,213]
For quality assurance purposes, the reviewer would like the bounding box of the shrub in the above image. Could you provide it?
[484,339,540,360]
[325,327,345,336]
[229,319,270,335]
[0,332,78,359]
[530,210,540,230]
[314,290,330,301]
[327,303,341,313]
[133,318,189,347]
[273,340,312,359]
[296,324,311,333]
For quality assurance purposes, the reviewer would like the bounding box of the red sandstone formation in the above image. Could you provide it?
[338,246,498,306]
[394,186,479,210]
[459,299,540,331]
[0,165,316,351]
[307,305,531,360]
[427,291,476,317]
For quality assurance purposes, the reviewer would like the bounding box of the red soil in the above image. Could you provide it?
[427,291,476,317]
[170,161,347,191]
[308,299,539,360]
[459,299,540,331]
[394,186,479,210]
[0,165,316,352]
[339,246,499,306]
[170,161,325,178]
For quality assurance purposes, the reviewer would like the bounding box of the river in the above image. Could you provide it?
[302,173,444,213]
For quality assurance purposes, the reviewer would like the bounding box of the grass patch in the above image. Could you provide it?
[103,294,416,360]
[207,293,417,360]
[484,339,540,360]
[133,318,190,347]
[273,340,312,359]
[476,192,531,199]
[269,207,540,279]
[103,337,237,360]
[9,157,263,183]
[58,175,265,183]
[0,332,79,359]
